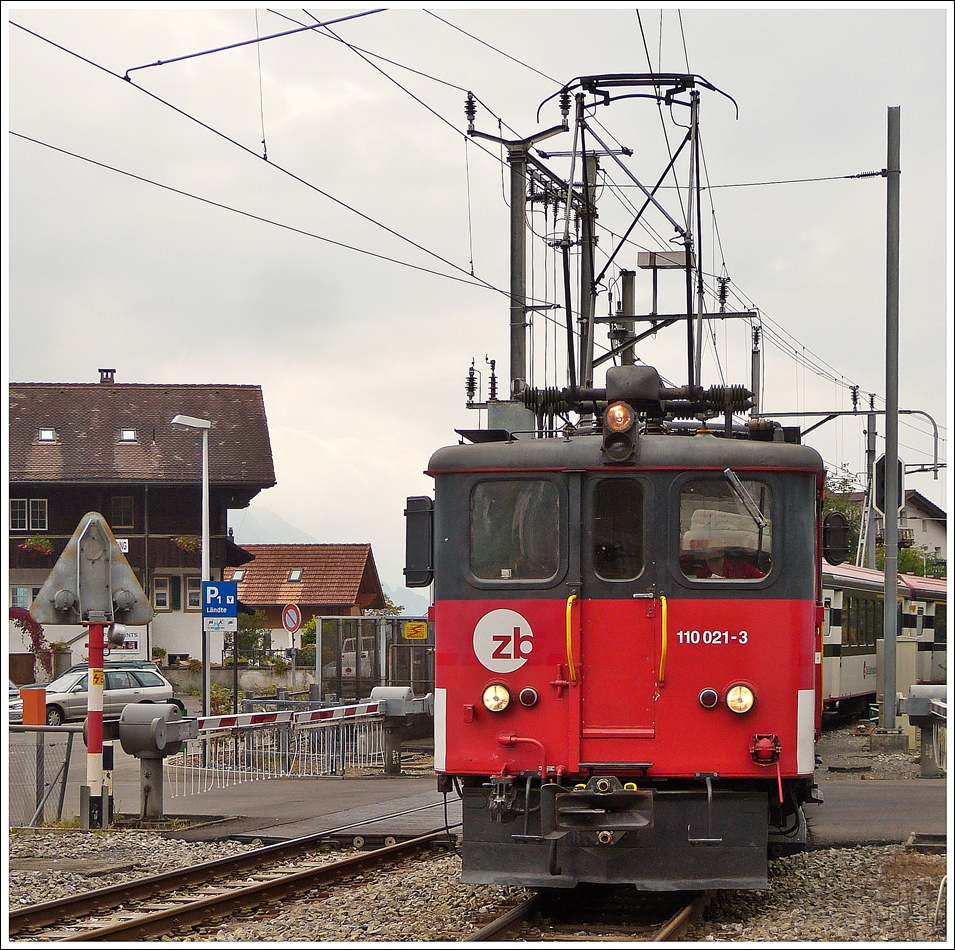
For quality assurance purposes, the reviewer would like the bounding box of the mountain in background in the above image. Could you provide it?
[229,504,430,618]
[229,504,320,545]
[379,581,430,618]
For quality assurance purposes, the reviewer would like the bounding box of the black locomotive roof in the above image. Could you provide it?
[428,429,824,475]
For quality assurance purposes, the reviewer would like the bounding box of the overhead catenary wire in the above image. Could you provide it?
[9,131,502,294]
[10,19,505,299]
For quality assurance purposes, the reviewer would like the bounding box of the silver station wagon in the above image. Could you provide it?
[10,667,179,726]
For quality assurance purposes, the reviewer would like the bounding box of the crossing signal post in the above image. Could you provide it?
[30,512,153,830]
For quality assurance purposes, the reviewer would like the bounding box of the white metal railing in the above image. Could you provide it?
[165,702,384,796]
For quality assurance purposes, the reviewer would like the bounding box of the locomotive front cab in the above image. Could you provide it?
[414,430,824,890]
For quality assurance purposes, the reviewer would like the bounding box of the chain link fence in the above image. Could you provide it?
[7,726,79,826]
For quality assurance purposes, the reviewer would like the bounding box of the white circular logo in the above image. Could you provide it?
[473,609,534,673]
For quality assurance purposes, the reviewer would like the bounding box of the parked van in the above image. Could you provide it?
[322,635,376,680]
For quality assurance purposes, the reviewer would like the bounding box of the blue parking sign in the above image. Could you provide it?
[202,581,238,619]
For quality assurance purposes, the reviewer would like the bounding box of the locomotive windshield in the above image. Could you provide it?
[470,479,560,580]
[679,478,772,580]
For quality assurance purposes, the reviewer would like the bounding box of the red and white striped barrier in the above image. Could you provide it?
[198,701,382,733]
[293,701,381,725]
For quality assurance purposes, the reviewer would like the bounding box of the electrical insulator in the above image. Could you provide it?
[466,365,477,404]
[718,276,730,312]
[465,92,477,130]
[851,385,859,412]
[559,89,571,121]
[487,359,497,402]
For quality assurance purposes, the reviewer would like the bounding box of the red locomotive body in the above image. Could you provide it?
[409,406,826,890]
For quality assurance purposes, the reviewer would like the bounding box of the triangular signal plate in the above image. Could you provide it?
[30,511,154,626]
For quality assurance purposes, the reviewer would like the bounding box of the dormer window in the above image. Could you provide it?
[232,568,246,582]
[120,428,138,442]
[38,427,56,442]
[288,568,303,582]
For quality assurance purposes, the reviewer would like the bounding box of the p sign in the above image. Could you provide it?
[473,609,534,673]
[203,581,238,632]
[282,604,302,635]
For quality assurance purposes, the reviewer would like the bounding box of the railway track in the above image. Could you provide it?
[10,812,459,942]
[467,888,711,942]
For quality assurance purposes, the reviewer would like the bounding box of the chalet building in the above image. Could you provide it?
[223,543,386,650]
[8,370,276,671]
[849,489,947,565]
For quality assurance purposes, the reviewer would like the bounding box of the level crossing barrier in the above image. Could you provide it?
[165,701,385,797]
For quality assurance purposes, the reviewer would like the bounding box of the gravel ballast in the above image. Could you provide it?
[6,723,949,942]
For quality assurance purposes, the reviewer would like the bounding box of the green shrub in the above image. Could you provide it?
[209,684,234,715]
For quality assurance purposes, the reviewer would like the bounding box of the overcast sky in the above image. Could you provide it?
[4,3,952,594]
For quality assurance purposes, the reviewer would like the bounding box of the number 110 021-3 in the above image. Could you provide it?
[676,629,749,645]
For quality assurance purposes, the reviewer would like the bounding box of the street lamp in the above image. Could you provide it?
[171,413,212,718]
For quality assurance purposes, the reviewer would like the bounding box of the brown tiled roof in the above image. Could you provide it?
[224,544,385,611]
[9,382,275,486]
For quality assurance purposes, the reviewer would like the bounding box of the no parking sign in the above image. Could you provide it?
[282,604,302,635]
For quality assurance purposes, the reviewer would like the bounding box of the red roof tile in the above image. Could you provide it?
[9,382,275,486]
[224,544,385,611]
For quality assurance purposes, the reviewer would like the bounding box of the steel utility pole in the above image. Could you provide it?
[880,105,902,738]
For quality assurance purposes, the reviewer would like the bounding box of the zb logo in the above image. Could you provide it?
[473,609,534,673]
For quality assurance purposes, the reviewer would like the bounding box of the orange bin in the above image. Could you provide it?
[20,688,46,726]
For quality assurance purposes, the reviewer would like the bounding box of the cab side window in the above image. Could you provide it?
[679,478,772,581]
[470,479,560,581]
[594,479,644,580]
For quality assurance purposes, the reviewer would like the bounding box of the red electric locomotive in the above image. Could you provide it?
[407,366,826,890]
[404,74,832,890]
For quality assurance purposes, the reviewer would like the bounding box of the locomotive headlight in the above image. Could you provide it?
[725,684,756,714]
[605,402,634,432]
[482,683,511,713]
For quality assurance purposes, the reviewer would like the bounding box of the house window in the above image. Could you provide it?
[288,568,303,582]
[11,498,48,531]
[111,496,134,529]
[11,586,42,609]
[38,427,56,442]
[232,568,245,582]
[154,576,183,610]
[153,577,170,610]
[119,428,138,442]
[30,499,48,531]
[186,576,202,611]
[11,499,27,531]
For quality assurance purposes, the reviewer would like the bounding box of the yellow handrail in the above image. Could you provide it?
[565,594,578,683]
[658,595,668,684]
